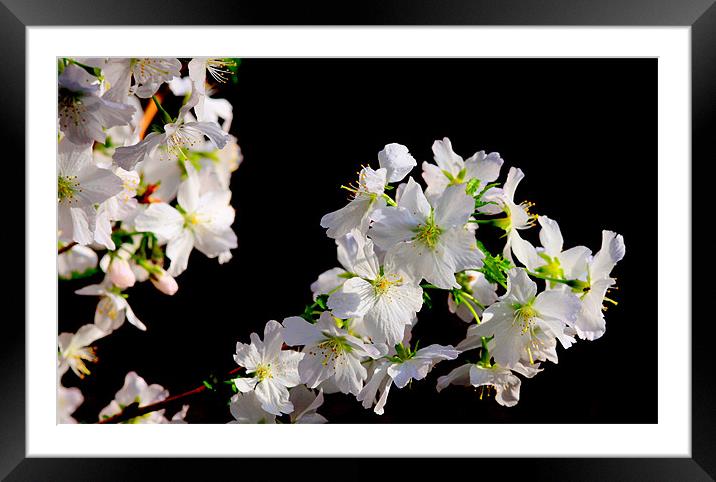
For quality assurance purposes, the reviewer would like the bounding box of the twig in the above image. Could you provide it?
[138,92,161,140]
[58,242,78,255]
[97,367,242,424]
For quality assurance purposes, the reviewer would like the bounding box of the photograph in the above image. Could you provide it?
[57,57,651,425]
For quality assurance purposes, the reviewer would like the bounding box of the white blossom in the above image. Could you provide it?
[459,268,580,368]
[320,166,388,239]
[289,385,328,424]
[57,384,83,424]
[436,361,539,407]
[358,344,459,414]
[492,167,536,261]
[113,89,229,170]
[75,278,146,332]
[58,324,108,378]
[282,312,382,396]
[134,166,237,276]
[57,140,123,247]
[571,230,626,340]
[327,230,423,345]
[58,63,135,146]
[422,137,503,208]
[228,391,276,424]
[98,372,171,423]
[232,320,303,416]
[58,244,98,279]
[82,57,181,101]
[369,177,483,289]
[511,215,591,286]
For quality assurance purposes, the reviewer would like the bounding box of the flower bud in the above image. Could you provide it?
[108,257,136,289]
[151,270,178,296]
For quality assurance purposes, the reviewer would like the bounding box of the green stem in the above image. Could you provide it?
[382,193,397,207]
[152,95,174,124]
[462,298,481,324]
[526,271,572,286]
[459,291,485,310]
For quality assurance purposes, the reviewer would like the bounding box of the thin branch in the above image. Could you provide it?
[97,367,242,424]
[58,242,78,255]
[138,92,161,140]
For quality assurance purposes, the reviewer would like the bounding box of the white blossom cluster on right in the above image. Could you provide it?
[225,137,625,422]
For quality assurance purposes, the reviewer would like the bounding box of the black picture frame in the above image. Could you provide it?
[2,0,710,479]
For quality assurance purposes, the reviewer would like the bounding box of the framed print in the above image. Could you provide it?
[2,0,711,479]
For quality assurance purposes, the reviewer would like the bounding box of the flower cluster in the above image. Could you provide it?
[226,137,624,422]
[56,59,625,423]
[57,58,242,423]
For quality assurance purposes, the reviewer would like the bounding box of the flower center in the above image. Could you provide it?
[513,302,538,334]
[414,215,442,249]
[67,347,97,379]
[131,58,173,80]
[311,336,352,367]
[184,213,200,227]
[255,363,272,381]
[372,274,402,296]
[164,129,199,161]
[536,253,565,282]
[207,58,237,83]
[58,175,81,203]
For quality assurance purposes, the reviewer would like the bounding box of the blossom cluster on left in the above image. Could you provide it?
[57,57,242,424]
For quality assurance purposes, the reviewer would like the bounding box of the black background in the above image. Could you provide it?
[59,58,657,424]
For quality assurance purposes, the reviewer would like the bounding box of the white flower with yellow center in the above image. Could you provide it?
[422,137,504,209]
[282,312,383,396]
[134,166,237,276]
[232,320,303,416]
[320,143,416,240]
[320,165,388,239]
[436,360,539,407]
[358,344,459,415]
[58,324,108,379]
[568,230,626,341]
[511,215,592,288]
[459,268,580,368]
[492,167,537,262]
[57,63,135,146]
[369,177,484,289]
[98,371,172,424]
[80,57,182,101]
[188,58,236,124]
[75,277,146,332]
[57,140,123,247]
[327,230,423,345]
[113,89,229,170]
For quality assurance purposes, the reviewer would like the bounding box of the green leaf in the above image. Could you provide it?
[466,178,481,196]
[422,290,433,309]
[476,241,511,288]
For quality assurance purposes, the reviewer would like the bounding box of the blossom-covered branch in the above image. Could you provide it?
[97,367,242,424]
[57,57,625,425]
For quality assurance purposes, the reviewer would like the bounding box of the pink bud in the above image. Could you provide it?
[108,258,136,289]
[151,270,178,296]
